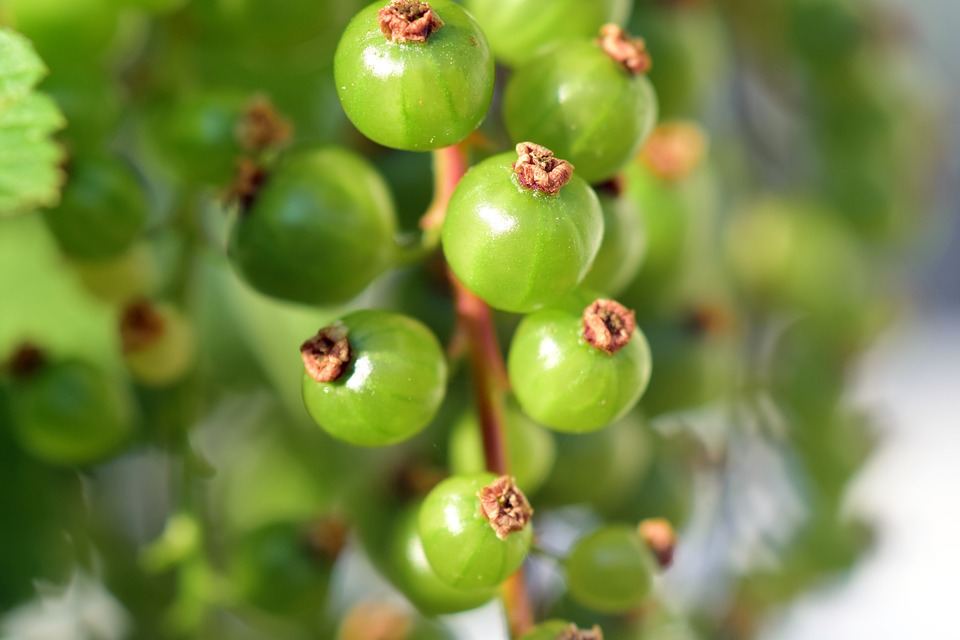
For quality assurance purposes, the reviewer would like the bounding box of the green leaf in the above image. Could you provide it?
[0,28,65,216]
[0,28,47,106]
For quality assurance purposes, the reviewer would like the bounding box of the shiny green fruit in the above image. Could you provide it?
[334,0,494,150]
[442,149,603,313]
[564,525,656,613]
[300,310,447,447]
[228,146,397,306]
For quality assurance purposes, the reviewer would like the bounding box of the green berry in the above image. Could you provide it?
[448,401,556,495]
[508,298,652,432]
[462,0,630,67]
[230,519,338,618]
[442,143,603,313]
[228,146,397,306]
[387,505,497,615]
[581,181,647,296]
[300,310,447,447]
[564,525,657,613]
[8,354,132,466]
[42,154,149,260]
[418,473,533,590]
[119,300,196,387]
[334,0,494,151]
[503,26,658,184]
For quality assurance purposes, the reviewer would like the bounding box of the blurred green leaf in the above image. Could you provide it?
[0,28,65,216]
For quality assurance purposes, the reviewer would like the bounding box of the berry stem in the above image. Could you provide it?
[429,140,534,638]
[420,143,469,232]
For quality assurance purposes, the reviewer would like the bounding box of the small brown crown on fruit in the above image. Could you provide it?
[300,323,352,383]
[597,23,652,75]
[477,475,534,540]
[582,299,636,354]
[378,0,444,43]
[512,142,574,195]
[558,623,604,640]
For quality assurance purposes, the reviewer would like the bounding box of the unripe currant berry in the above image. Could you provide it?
[448,401,556,495]
[442,143,603,313]
[300,310,447,447]
[581,178,647,296]
[334,0,494,151]
[42,154,149,260]
[386,505,498,615]
[418,473,533,590]
[508,298,652,432]
[227,146,398,306]
[462,0,630,67]
[5,345,132,466]
[119,299,196,387]
[504,25,658,185]
[563,524,659,614]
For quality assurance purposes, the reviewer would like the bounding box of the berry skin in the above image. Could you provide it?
[42,154,149,260]
[300,310,447,447]
[228,146,397,306]
[441,146,603,313]
[418,473,533,591]
[387,505,498,615]
[503,29,658,185]
[448,402,556,495]
[507,298,652,432]
[462,0,630,67]
[9,358,132,466]
[334,0,494,151]
[564,525,657,614]
[119,300,196,387]
[581,182,647,296]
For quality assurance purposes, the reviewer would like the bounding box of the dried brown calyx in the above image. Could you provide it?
[597,24,652,75]
[236,95,292,153]
[512,142,574,195]
[477,475,533,541]
[7,343,46,377]
[378,0,444,43]
[639,121,707,182]
[225,158,269,212]
[303,516,349,562]
[638,518,676,569]
[300,324,352,383]
[558,623,604,640]
[582,299,636,354]
[120,300,166,354]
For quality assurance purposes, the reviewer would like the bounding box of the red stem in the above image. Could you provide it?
[429,143,534,638]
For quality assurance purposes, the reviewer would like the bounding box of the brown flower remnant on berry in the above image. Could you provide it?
[583,299,636,354]
[378,0,444,43]
[338,601,412,640]
[513,142,574,195]
[685,301,734,338]
[597,24,652,75]
[300,324,352,383]
[558,623,604,640]
[236,96,292,153]
[7,343,46,377]
[639,121,707,183]
[120,300,166,354]
[477,475,533,540]
[638,518,676,569]
[303,517,349,562]
[225,158,268,212]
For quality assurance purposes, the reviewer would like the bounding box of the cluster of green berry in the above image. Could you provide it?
[0,0,939,637]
